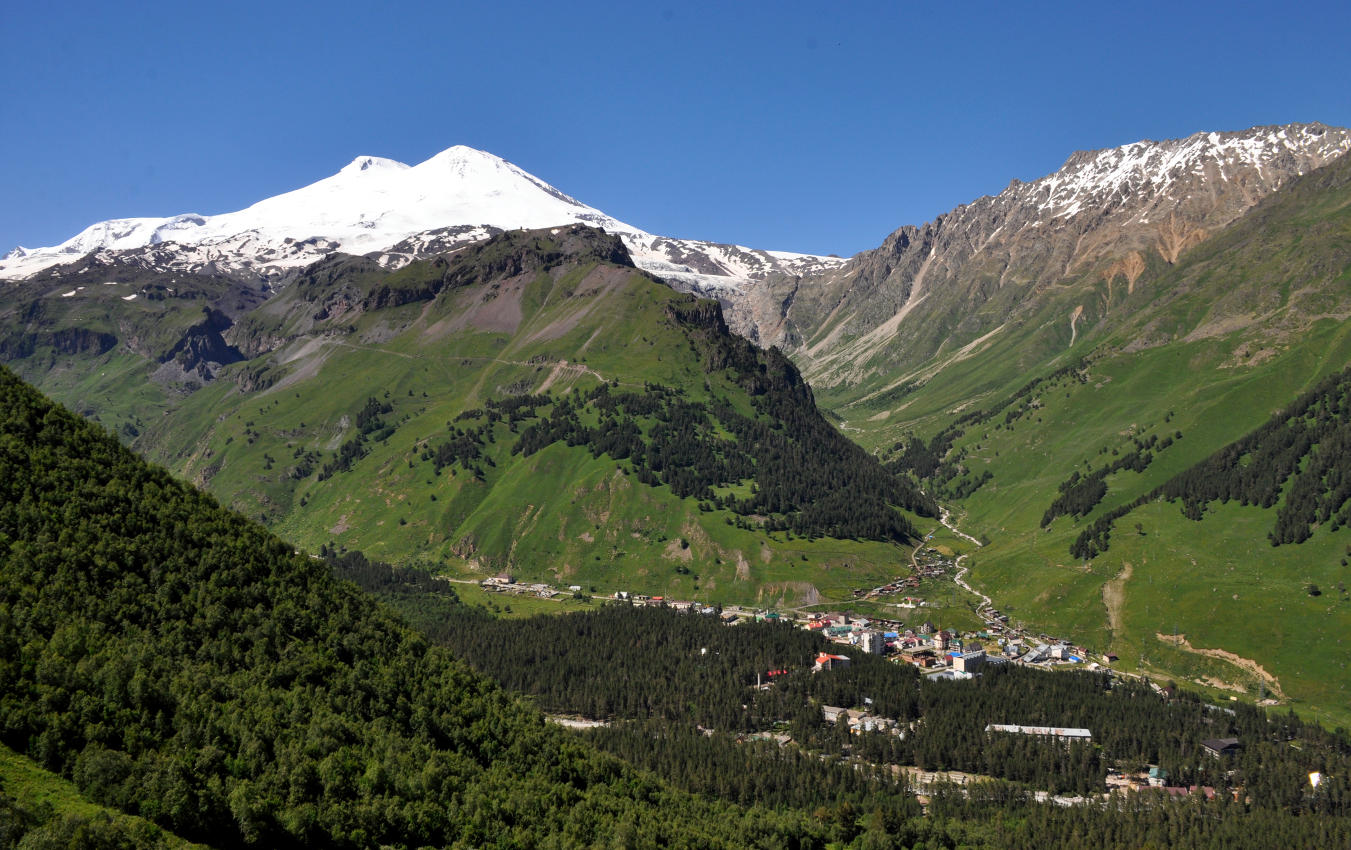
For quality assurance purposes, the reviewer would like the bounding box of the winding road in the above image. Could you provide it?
[937,508,993,610]
[952,555,991,610]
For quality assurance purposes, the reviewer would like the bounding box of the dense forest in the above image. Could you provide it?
[0,797,179,850]
[431,605,1351,803]
[409,600,1351,847]
[0,365,837,849]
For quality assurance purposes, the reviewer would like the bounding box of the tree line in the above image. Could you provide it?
[1071,365,1351,558]
[444,372,934,542]
[1042,434,1163,528]
[4,359,1350,848]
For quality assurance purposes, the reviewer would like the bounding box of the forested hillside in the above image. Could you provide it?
[0,364,841,848]
[424,604,1351,847]
[1064,364,1351,559]
[4,307,1351,847]
[433,606,1350,792]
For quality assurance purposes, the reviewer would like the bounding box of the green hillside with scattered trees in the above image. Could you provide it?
[0,227,932,611]
[4,362,1351,848]
[829,145,1351,728]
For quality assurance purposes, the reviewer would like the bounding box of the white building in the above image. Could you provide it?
[985,724,1092,742]
[954,649,986,673]
[860,631,886,655]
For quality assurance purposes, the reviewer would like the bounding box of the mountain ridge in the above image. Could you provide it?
[0,145,845,296]
[0,224,934,610]
[845,148,1351,728]
[723,122,1351,371]
[6,121,1351,725]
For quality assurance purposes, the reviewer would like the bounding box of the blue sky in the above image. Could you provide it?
[3,1,1349,257]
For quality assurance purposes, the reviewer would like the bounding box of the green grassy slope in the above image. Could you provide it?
[5,227,930,611]
[0,261,266,441]
[940,329,1351,727]
[1,743,207,849]
[9,368,1347,850]
[819,156,1351,727]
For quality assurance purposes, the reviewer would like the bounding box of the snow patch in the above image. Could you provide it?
[1026,124,1351,221]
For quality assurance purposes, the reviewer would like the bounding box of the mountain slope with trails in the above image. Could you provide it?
[860,150,1351,729]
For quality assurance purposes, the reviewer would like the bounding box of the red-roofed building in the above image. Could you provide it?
[814,653,852,671]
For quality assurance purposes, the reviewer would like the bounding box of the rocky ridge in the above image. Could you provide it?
[725,123,1351,387]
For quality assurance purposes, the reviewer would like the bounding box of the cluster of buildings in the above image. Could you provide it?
[480,577,729,615]
[815,605,1113,678]
[1106,760,1247,802]
[840,553,1110,676]
[911,547,954,580]
[986,724,1092,742]
[858,576,922,599]
[855,547,951,600]
[488,571,1105,679]
[480,574,564,598]
[612,591,723,616]
[822,704,902,735]
[798,610,1005,678]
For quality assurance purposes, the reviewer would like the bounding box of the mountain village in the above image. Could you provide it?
[495,567,1266,808]
[477,549,1105,681]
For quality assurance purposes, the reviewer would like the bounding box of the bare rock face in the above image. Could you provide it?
[160,307,245,381]
[734,123,1351,387]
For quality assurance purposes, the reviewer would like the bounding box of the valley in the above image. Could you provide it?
[4,119,1351,846]
[812,148,1351,728]
[6,125,1351,730]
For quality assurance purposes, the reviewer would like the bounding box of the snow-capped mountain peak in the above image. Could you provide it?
[339,155,409,175]
[1028,123,1351,220]
[0,145,841,292]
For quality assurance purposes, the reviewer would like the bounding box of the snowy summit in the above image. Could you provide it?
[0,146,844,292]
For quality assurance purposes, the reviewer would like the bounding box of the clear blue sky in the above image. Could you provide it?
[4,1,1349,257]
